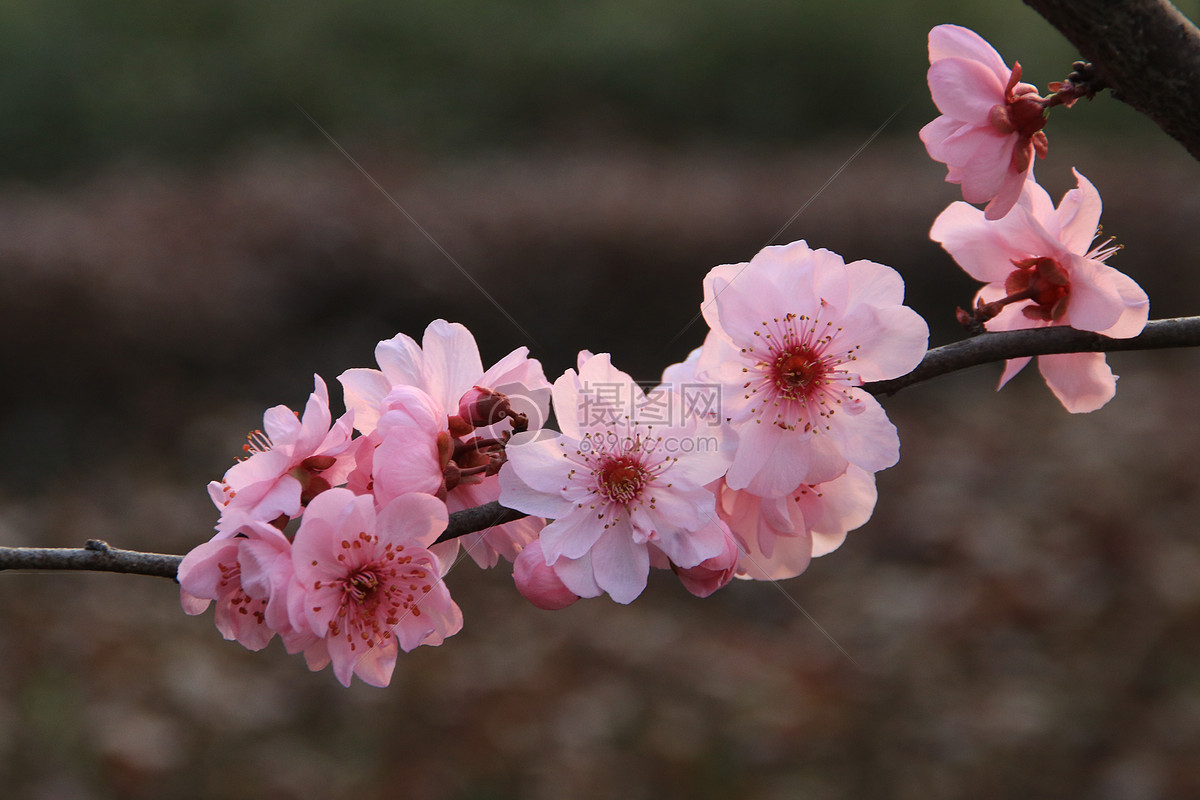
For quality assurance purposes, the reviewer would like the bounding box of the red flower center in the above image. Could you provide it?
[598,456,649,504]
[776,348,825,398]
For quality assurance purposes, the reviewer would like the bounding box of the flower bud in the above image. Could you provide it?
[513,540,580,610]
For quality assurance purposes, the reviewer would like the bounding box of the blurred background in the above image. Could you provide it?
[2,1,1200,797]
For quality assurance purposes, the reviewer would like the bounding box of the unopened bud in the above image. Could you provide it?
[458,387,511,428]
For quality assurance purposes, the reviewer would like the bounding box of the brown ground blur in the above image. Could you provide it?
[1,139,1199,799]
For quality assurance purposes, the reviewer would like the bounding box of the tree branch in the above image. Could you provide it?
[4,315,1200,580]
[862,316,1200,396]
[1023,0,1200,160]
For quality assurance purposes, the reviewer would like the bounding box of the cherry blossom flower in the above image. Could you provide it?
[291,489,462,688]
[512,539,580,610]
[499,353,732,604]
[339,320,550,568]
[931,169,1149,412]
[920,24,1052,220]
[208,375,355,537]
[178,523,297,652]
[665,520,740,597]
[695,240,928,498]
[715,466,877,581]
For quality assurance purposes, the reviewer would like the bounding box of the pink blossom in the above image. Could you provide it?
[931,169,1149,412]
[512,539,580,610]
[291,489,462,688]
[236,523,319,654]
[668,520,739,598]
[339,320,550,567]
[920,24,1051,220]
[339,319,549,438]
[499,353,732,604]
[695,240,927,498]
[715,466,877,581]
[208,375,355,537]
[178,523,296,652]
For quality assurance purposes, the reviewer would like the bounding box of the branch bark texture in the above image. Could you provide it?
[3,315,1200,580]
[1023,0,1200,160]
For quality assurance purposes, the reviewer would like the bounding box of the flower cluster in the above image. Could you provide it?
[181,22,1153,687]
[922,23,1148,412]
[181,321,552,686]
[500,241,928,602]
[184,242,928,683]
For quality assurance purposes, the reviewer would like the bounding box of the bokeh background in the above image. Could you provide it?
[2,1,1200,798]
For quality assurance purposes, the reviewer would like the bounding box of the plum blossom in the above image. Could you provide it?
[339,320,551,568]
[291,489,462,688]
[499,353,732,604]
[208,375,355,537]
[920,24,1052,220]
[512,539,580,610]
[178,522,296,652]
[931,169,1149,412]
[665,522,740,598]
[695,240,928,498]
[715,466,877,581]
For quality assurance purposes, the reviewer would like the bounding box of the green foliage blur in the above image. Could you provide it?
[0,0,1161,179]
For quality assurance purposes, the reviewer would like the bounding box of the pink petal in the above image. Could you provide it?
[539,507,608,563]
[805,466,877,557]
[337,368,391,435]
[421,320,485,411]
[958,130,1020,203]
[348,639,399,688]
[982,159,1031,220]
[551,551,603,599]
[835,304,928,382]
[930,201,1016,283]
[724,420,805,497]
[262,404,302,447]
[1037,352,1117,413]
[376,493,448,549]
[1096,267,1149,339]
[843,257,906,308]
[997,356,1033,389]
[291,375,334,455]
[1052,169,1103,254]
[824,392,899,474]
[928,58,1006,123]
[1063,257,1124,333]
[497,455,575,520]
[919,115,967,162]
[550,368,583,440]
[929,24,1009,78]
[374,332,427,390]
[590,529,651,604]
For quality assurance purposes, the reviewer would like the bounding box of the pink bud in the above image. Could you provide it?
[513,540,580,610]
[458,387,511,427]
[672,528,739,598]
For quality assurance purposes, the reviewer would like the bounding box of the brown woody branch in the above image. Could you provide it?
[3,315,1200,581]
[1023,0,1200,160]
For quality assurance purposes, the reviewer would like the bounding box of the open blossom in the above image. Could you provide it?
[931,169,1149,412]
[695,240,927,498]
[715,466,877,581]
[291,489,462,688]
[499,353,732,604]
[178,522,297,652]
[339,320,551,567]
[208,375,355,537]
[920,24,1050,220]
